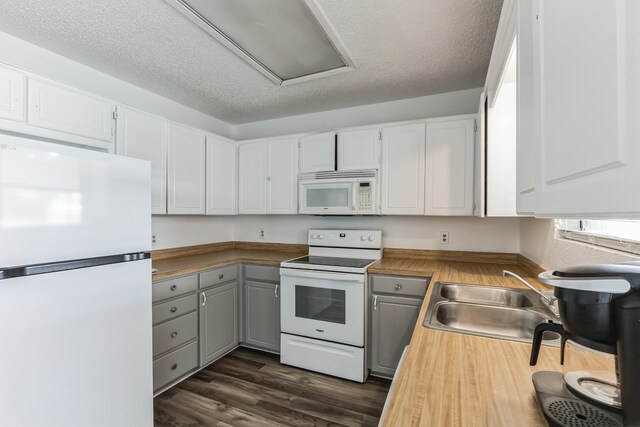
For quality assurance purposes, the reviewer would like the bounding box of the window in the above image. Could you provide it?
[556,219,640,255]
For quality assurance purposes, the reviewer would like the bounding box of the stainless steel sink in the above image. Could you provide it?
[423,282,560,345]
[439,283,533,308]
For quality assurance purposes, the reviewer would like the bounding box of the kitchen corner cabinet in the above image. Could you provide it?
[299,132,335,173]
[0,66,24,122]
[206,135,237,215]
[243,265,281,353]
[531,0,640,217]
[515,0,536,216]
[369,275,428,377]
[425,118,475,216]
[238,138,298,214]
[337,128,381,171]
[167,123,206,215]
[199,280,240,366]
[115,106,168,215]
[381,123,426,215]
[27,77,114,142]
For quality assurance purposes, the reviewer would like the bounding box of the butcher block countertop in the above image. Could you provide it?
[151,244,613,426]
[370,255,614,427]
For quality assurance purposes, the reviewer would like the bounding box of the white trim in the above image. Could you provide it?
[558,229,640,256]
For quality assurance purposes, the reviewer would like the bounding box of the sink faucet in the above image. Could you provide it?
[503,270,560,318]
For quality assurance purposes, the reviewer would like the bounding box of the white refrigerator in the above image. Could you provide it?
[0,134,153,426]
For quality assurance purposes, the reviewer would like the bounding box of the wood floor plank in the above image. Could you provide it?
[154,347,391,427]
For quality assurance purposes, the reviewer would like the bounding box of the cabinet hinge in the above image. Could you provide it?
[474,121,477,132]
[112,108,118,121]
[378,131,382,141]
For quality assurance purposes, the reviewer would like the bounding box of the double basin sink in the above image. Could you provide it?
[423,282,560,345]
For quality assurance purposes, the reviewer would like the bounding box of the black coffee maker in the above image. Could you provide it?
[529,261,640,427]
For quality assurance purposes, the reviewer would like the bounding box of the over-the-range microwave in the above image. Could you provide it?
[298,170,379,215]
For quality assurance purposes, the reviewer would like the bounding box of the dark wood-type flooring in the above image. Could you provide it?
[154,347,391,427]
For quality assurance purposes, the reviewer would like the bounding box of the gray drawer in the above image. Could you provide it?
[200,265,238,289]
[153,341,198,391]
[152,294,198,326]
[371,275,429,297]
[153,274,198,303]
[153,312,198,357]
[244,264,280,283]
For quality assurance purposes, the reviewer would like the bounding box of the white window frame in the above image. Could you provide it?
[556,219,640,256]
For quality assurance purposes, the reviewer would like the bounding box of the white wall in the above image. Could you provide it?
[151,216,235,250]
[0,31,234,138]
[233,216,520,253]
[519,218,639,269]
[233,88,483,140]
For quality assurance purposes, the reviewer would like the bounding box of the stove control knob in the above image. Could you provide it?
[368,235,375,241]
[311,234,318,239]
[319,234,324,239]
[360,235,367,241]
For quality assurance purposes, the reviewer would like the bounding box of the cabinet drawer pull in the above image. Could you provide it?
[373,295,378,310]
[218,274,224,280]
[170,285,177,291]
[171,363,178,371]
[202,293,207,306]
[171,331,178,338]
[275,284,279,298]
[170,307,177,313]
[395,284,402,291]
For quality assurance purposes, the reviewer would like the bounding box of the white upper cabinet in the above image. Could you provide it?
[167,123,206,215]
[27,77,113,142]
[0,66,24,122]
[534,0,640,217]
[425,118,475,216]
[238,138,298,214]
[206,135,237,215]
[337,128,381,171]
[474,93,487,217]
[516,0,536,216]
[299,132,335,173]
[115,106,168,215]
[381,123,425,215]
[238,142,267,214]
[267,138,298,214]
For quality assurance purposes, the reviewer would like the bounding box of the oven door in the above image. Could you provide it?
[299,179,358,215]
[280,268,365,346]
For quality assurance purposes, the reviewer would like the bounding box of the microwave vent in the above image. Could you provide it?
[299,170,377,180]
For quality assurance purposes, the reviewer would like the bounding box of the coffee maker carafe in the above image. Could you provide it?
[529,261,640,427]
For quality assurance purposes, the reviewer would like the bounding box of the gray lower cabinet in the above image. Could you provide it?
[242,264,281,353]
[199,280,240,366]
[369,274,429,377]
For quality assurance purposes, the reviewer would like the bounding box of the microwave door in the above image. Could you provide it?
[300,181,357,215]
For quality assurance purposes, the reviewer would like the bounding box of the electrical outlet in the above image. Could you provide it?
[440,231,449,245]
[259,229,265,239]
[152,234,157,245]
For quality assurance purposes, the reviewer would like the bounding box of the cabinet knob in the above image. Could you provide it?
[171,363,178,371]
[395,284,402,291]
[170,307,177,313]
[265,177,271,181]
[171,331,178,338]
[170,285,177,291]
[218,274,224,280]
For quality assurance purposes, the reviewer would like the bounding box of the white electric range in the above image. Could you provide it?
[279,229,382,383]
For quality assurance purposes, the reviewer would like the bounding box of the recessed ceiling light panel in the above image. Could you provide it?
[167,0,355,85]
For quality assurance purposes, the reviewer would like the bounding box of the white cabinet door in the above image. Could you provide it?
[167,123,206,215]
[300,132,335,173]
[337,128,380,171]
[27,77,113,142]
[516,0,536,216]
[238,142,267,214]
[474,93,487,217]
[115,106,168,215]
[425,119,475,216]
[534,0,640,217]
[0,66,24,122]
[206,135,236,215]
[267,138,298,214]
[381,123,425,215]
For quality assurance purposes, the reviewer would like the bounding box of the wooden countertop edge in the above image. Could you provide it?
[151,241,308,261]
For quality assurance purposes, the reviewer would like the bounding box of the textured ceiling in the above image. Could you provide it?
[0,0,503,124]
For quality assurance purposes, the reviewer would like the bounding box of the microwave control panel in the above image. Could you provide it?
[358,182,373,213]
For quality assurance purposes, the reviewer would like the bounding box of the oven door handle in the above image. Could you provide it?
[279,268,364,283]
